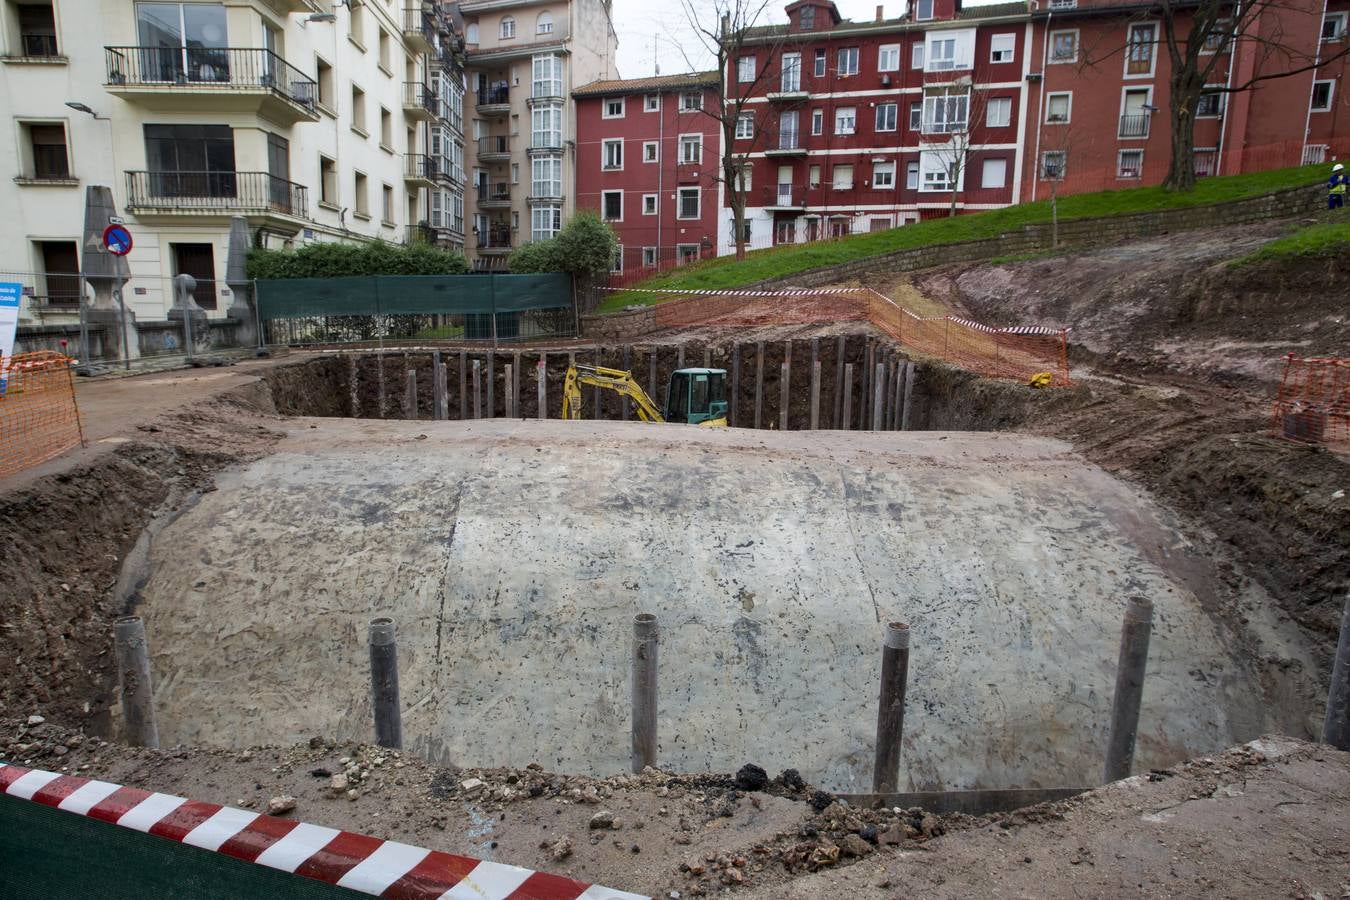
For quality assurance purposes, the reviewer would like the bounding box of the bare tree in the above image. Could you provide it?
[676,0,787,260]
[1079,0,1350,191]
[913,77,993,217]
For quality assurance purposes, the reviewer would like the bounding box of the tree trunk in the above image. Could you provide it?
[1164,73,1204,191]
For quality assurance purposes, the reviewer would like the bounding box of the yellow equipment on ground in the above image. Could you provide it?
[561,364,728,426]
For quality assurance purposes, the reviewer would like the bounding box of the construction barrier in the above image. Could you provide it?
[1272,355,1349,448]
[0,350,85,479]
[0,762,649,900]
[615,287,1071,386]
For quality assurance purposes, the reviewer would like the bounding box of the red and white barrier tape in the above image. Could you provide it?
[0,763,649,900]
[601,287,864,297]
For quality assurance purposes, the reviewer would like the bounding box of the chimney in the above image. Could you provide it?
[875,4,883,21]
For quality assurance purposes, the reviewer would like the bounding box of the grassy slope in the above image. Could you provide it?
[597,164,1321,314]
[1230,218,1350,267]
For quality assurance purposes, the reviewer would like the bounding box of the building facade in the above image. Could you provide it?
[1,0,466,325]
[459,0,617,269]
[573,73,721,276]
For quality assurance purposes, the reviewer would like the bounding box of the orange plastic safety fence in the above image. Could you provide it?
[1272,355,1349,448]
[0,351,85,479]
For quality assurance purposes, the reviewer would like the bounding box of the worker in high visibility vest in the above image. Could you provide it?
[1330,163,1348,210]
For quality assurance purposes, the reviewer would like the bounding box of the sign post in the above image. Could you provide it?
[103,224,133,370]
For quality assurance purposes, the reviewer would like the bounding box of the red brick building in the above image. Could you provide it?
[572,73,722,276]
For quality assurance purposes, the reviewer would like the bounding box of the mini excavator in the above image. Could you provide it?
[561,364,728,426]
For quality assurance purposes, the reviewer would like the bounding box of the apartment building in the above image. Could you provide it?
[573,73,721,275]
[1,0,466,323]
[458,0,617,269]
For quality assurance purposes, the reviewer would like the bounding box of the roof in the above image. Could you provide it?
[956,1,1030,18]
[740,1,1031,40]
[572,71,719,98]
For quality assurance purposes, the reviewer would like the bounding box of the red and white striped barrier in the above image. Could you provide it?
[0,763,649,900]
[601,286,865,297]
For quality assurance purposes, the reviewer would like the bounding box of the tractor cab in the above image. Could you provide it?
[664,368,729,426]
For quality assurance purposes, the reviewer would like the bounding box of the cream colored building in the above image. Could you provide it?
[1,0,466,324]
[459,0,615,269]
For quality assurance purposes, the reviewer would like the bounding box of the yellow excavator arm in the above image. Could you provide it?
[562,364,666,423]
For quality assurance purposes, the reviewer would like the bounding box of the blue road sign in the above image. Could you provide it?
[103,224,133,256]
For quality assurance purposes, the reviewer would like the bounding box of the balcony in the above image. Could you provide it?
[403,153,438,188]
[476,83,510,115]
[436,164,465,189]
[767,78,808,101]
[764,184,806,210]
[477,135,510,161]
[764,133,806,156]
[476,182,512,209]
[403,82,437,122]
[402,8,436,54]
[104,46,318,125]
[405,222,436,244]
[1119,113,1150,138]
[124,170,307,227]
[476,226,513,254]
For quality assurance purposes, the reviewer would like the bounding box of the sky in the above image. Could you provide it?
[611,0,1002,78]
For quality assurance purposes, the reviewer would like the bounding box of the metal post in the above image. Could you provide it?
[676,343,684,370]
[593,347,602,419]
[472,359,482,419]
[779,362,790,431]
[114,616,159,748]
[368,617,403,750]
[404,369,417,419]
[842,363,854,430]
[621,345,631,420]
[486,350,496,417]
[253,279,265,352]
[536,356,547,420]
[434,362,448,420]
[77,273,91,365]
[176,274,196,363]
[810,360,821,430]
[872,362,885,431]
[458,351,467,420]
[1321,593,1350,750]
[833,335,846,429]
[1104,597,1153,783]
[730,344,741,427]
[901,361,915,431]
[872,621,910,794]
[631,613,658,773]
[504,363,515,418]
[891,361,902,430]
[512,352,521,418]
[115,270,130,370]
[754,342,765,430]
[648,350,657,402]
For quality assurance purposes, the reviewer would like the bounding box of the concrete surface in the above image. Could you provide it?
[133,419,1318,791]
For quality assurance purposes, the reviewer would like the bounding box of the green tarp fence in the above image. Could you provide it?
[255,273,572,320]
[0,793,362,899]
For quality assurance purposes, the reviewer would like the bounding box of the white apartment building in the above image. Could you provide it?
[459,0,615,269]
[1,0,466,324]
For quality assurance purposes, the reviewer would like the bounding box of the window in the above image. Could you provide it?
[1050,30,1078,63]
[171,243,217,309]
[500,16,515,39]
[1041,150,1066,180]
[1311,80,1334,112]
[834,106,856,135]
[906,161,919,189]
[911,43,925,69]
[879,44,900,72]
[532,54,562,98]
[642,247,658,267]
[642,194,657,215]
[531,205,561,241]
[923,86,969,133]
[731,161,751,193]
[320,155,336,204]
[610,245,623,273]
[135,2,229,81]
[1117,149,1143,179]
[809,164,820,186]
[677,243,700,264]
[353,171,369,217]
[837,47,859,76]
[909,101,922,130]
[872,161,895,188]
[990,33,1015,63]
[23,123,70,180]
[645,93,660,111]
[1197,91,1223,117]
[738,55,756,82]
[1203,20,1231,51]
[982,158,1007,188]
[536,11,552,34]
[531,156,561,197]
[602,138,623,169]
[604,97,625,118]
[466,22,478,43]
[17,3,59,56]
[348,2,365,48]
[677,187,699,219]
[832,163,853,189]
[1127,23,1156,76]
[1045,92,1071,123]
[316,57,334,110]
[680,133,702,164]
[920,155,957,192]
[927,33,967,71]
[351,84,367,135]
[814,49,826,77]
[144,123,236,196]
[737,113,755,139]
[380,107,392,148]
[875,102,897,132]
[602,189,622,221]
[811,108,823,134]
[531,104,562,148]
[780,52,801,91]
[986,97,1011,128]
[799,4,815,29]
[680,92,702,111]
[382,184,394,222]
[643,140,659,161]
[378,30,391,71]
[35,241,79,305]
[1323,12,1347,41]
[915,0,933,19]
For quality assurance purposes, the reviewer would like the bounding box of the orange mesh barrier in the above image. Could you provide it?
[1272,355,1349,448]
[622,288,1071,386]
[1,351,85,479]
